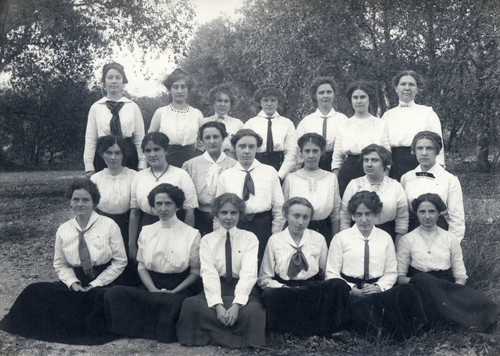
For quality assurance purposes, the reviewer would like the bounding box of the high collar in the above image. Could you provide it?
[159,215,179,228]
[398,100,415,107]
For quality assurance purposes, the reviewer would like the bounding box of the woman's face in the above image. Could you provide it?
[154,192,178,221]
[395,75,418,103]
[352,203,375,236]
[171,79,188,104]
[202,127,223,157]
[234,135,257,168]
[301,141,322,171]
[102,143,123,170]
[213,92,231,117]
[286,204,312,237]
[416,200,440,229]
[143,141,167,168]
[217,202,240,230]
[70,189,94,220]
[104,68,125,96]
[363,151,385,179]
[351,89,370,115]
[414,138,437,170]
[315,83,334,110]
[260,96,279,116]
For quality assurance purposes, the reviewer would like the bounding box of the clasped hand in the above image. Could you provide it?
[351,283,381,297]
[215,304,240,327]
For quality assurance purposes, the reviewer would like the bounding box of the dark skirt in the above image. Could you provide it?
[260,278,351,335]
[167,144,202,168]
[319,151,333,171]
[194,208,214,236]
[104,269,192,343]
[338,154,364,197]
[256,151,284,173]
[408,212,448,233]
[308,217,333,246]
[177,278,266,348]
[237,210,273,260]
[409,270,500,332]
[389,146,418,182]
[94,137,138,173]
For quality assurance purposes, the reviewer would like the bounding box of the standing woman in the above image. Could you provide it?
[84,62,146,176]
[332,81,390,196]
[258,197,351,335]
[128,132,198,260]
[283,133,341,246]
[382,70,444,181]
[401,131,464,240]
[149,68,204,168]
[105,184,201,343]
[341,144,408,244]
[203,84,244,159]
[244,84,297,181]
[216,129,285,260]
[177,193,265,348]
[182,122,237,236]
[296,76,348,171]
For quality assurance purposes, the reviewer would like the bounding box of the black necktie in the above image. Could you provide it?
[225,231,233,284]
[242,170,255,201]
[287,245,309,279]
[106,101,125,137]
[78,222,97,280]
[363,239,370,282]
[415,171,435,179]
[266,117,274,153]
[322,116,328,140]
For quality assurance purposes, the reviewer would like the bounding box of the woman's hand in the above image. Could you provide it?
[397,276,411,285]
[361,283,382,295]
[215,304,228,325]
[84,285,95,292]
[70,282,85,292]
[350,286,364,297]
[455,278,466,286]
[224,304,240,326]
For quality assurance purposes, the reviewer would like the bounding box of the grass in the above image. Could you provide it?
[0,168,499,355]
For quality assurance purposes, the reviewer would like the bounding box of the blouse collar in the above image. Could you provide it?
[97,96,131,104]
[257,110,279,119]
[159,215,179,228]
[352,224,377,241]
[398,100,415,108]
[314,108,336,118]
[219,225,238,237]
[202,150,227,164]
[284,227,310,247]
[72,210,100,231]
[236,159,261,172]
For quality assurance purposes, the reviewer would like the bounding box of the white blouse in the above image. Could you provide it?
[258,228,328,289]
[137,217,201,275]
[331,115,391,170]
[326,226,397,291]
[282,168,341,221]
[130,166,198,215]
[90,167,137,214]
[53,211,127,288]
[149,104,204,146]
[397,227,467,280]
[341,176,409,234]
[203,115,244,155]
[401,164,465,241]
[244,111,297,179]
[201,227,259,307]
[84,97,146,172]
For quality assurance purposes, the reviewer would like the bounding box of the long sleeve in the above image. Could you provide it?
[148,108,161,132]
[444,175,465,241]
[277,121,298,180]
[450,236,467,280]
[318,238,328,277]
[325,233,353,288]
[331,132,345,171]
[396,234,412,276]
[200,237,223,307]
[330,177,341,222]
[271,174,285,234]
[428,109,445,168]
[189,233,201,276]
[233,235,259,306]
[83,105,98,172]
[340,183,355,230]
[394,184,409,234]
[376,240,398,291]
[53,229,80,288]
[258,238,285,289]
[132,105,147,169]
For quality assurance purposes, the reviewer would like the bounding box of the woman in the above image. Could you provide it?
[341,144,408,244]
[177,193,265,348]
[259,197,351,335]
[149,68,204,168]
[84,62,146,176]
[332,81,390,196]
[0,179,127,344]
[216,129,285,260]
[296,76,348,171]
[105,184,201,343]
[244,84,297,181]
[397,193,499,332]
[182,122,237,236]
[283,133,341,246]
[326,191,426,340]
[129,132,198,260]
[203,84,244,159]
[401,131,465,240]
[382,70,444,181]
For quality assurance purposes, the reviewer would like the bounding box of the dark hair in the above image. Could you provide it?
[101,62,128,84]
[347,191,383,215]
[208,83,237,107]
[253,83,286,105]
[212,193,246,217]
[282,197,315,220]
[147,183,185,209]
[141,132,170,152]
[361,144,392,169]
[346,81,376,102]
[411,131,443,155]
[411,193,447,214]
[198,121,228,141]
[97,135,128,162]
[65,178,100,206]
[230,129,263,148]
[310,77,336,103]
[392,70,424,90]
[298,133,326,152]
[162,68,195,91]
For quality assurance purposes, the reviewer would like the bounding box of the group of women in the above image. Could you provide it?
[0,63,498,348]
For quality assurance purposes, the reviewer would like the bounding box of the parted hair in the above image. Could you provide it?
[198,121,228,141]
[345,81,376,102]
[65,178,100,206]
[147,183,185,209]
[97,135,128,161]
[141,132,170,152]
[411,131,443,155]
[298,132,326,152]
[101,62,128,84]
[230,129,263,148]
[411,193,447,213]
[347,191,383,215]
[282,197,315,220]
[208,83,237,107]
[361,144,392,169]
[212,193,246,217]
[310,76,336,103]
[392,70,425,90]
[162,68,195,91]
[253,83,286,104]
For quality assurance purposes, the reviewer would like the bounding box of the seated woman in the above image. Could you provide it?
[177,193,265,348]
[182,122,237,236]
[0,179,127,345]
[326,191,426,340]
[341,144,408,244]
[258,197,351,335]
[283,133,341,246]
[397,193,499,332]
[104,183,201,343]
